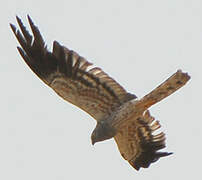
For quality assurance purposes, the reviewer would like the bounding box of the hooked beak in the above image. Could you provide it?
[91,139,96,145]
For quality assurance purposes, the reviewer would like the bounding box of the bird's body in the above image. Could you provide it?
[10,15,190,170]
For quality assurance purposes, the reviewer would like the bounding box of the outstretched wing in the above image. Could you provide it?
[114,110,172,170]
[10,16,136,121]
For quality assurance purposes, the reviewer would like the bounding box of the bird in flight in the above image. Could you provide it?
[10,15,190,170]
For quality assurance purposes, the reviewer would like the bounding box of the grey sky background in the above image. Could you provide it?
[0,0,201,179]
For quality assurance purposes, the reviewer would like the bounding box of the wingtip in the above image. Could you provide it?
[16,16,25,28]
[27,14,31,19]
[166,152,173,156]
[156,151,173,158]
[129,151,173,171]
[27,14,33,26]
[53,40,61,47]
[10,23,17,34]
[16,15,21,22]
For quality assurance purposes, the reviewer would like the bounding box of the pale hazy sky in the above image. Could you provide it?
[1,0,201,180]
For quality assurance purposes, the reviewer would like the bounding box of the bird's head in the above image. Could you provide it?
[91,121,116,145]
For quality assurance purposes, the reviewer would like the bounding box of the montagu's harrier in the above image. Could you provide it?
[10,16,190,170]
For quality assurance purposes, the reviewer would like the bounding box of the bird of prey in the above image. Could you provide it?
[10,15,190,170]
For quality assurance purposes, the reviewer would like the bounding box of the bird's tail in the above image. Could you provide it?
[134,70,190,111]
